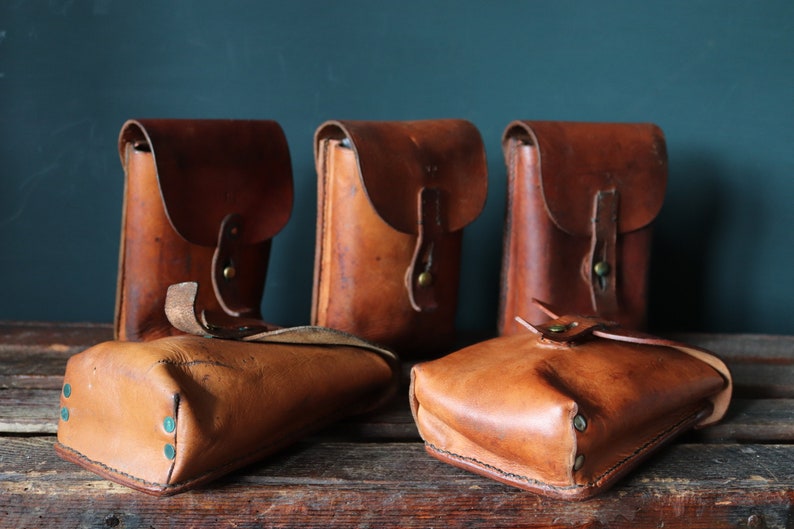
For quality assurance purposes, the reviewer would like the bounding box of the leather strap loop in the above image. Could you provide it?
[406,187,443,312]
[588,189,619,317]
[211,214,262,318]
[166,281,398,364]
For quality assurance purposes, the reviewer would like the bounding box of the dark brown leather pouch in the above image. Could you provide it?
[410,304,732,500]
[56,282,399,496]
[312,120,488,356]
[499,121,667,335]
[116,119,293,341]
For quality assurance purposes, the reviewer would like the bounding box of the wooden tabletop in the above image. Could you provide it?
[1,323,792,528]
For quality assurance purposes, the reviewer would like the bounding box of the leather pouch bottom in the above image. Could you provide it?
[56,330,397,496]
[409,312,732,500]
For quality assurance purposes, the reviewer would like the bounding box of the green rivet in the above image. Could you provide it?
[573,454,585,471]
[62,383,72,398]
[60,407,70,422]
[548,324,567,333]
[164,443,176,460]
[163,416,176,434]
[574,414,587,432]
[594,261,611,277]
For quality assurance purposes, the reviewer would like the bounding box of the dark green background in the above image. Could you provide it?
[1,1,792,334]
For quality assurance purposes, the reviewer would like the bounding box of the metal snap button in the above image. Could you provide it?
[574,414,587,432]
[163,416,176,434]
[417,271,433,287]
[593,261,611,277]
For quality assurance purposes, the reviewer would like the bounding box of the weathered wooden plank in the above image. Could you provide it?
[4,373,793,445]
[0,321,112,349]
[0,388,60,433]
[1,437,792,528]
[1,324,792,363]
[0,322,109,390]
[729,364,794,398]
[673,333,794,363]
[693,398,794,443]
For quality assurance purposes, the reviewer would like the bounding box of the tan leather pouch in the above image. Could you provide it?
[56,282,399,496]
[312,120,488,356]
[410,305,732,501]
[116,119,293,341]
[499,121,667,335]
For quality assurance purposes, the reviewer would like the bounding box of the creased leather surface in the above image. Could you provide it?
[410,315,731,500]
[118,119,293,246]
[499,121,666,333]
[56,331,398,496]
[312,120,487,356]
[115,119,292,341]
[314,120,487,234]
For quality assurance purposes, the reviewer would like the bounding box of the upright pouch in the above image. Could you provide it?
[312,120,488,356]
[56,282,399,496]
[410,304,732,500]
[116,119,293,341]
[499,121,667,335]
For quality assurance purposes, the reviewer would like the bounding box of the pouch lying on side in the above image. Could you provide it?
[499,121,667,334]
[410,304,731,500]
[312,119,488,356]
[55,283,399,496]
[116,119,293,341]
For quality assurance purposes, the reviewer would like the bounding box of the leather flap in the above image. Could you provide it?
[119,119,293,246]
[503,121,667,236]
[315,119,488,234]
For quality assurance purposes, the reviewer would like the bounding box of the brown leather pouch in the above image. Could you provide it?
[56,282,399,496]
[499,121,667,334]
[116,119,293,341]
[410,304,732,501]
[312,120,488,356]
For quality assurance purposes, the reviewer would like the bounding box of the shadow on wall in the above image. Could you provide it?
[647,152,759,333]
[648,152,722,332]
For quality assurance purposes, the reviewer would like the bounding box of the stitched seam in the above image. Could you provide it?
[55,407,354,492]
[498,140,518,330]
[426,409,701,492]
[314,139,331,322]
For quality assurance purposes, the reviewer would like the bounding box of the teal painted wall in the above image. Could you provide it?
[1,1,792,334]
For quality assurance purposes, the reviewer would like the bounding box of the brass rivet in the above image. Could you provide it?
[223,266,237,280]
[63,383,72,398]
[594,261,611,277]
[417,271,433,287]
[573,454,585,471]
[163,416,176,434]
[164,443,176,460]
[574,414,587,432]
[548,324,567,333]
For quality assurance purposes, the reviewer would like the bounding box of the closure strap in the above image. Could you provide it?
[165,281,400,387]
[406,187,443,312]
[211,214,262,318]
[516,299,732,427]
[588,189,619,317]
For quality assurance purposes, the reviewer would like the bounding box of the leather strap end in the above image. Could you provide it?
[405,187,444,312]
